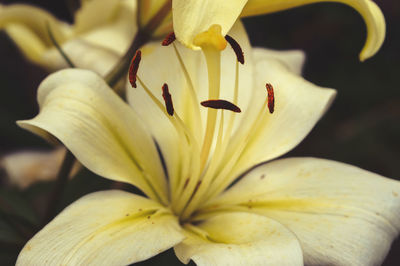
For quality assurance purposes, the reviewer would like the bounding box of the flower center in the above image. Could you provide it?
[130,25,274,222]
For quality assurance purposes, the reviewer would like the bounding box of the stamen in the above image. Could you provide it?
[266,83,275,114]
[162,32,176,46]
[129,50,142,88]
[162,83,174,116]
[201,100,241,113]
[225,35,244,64]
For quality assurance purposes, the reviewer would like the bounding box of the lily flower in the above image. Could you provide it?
[0,0,172,75]
[16,22,400,265]
[173,0,385,61]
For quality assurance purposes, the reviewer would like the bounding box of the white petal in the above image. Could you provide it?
[0,147,79,188]
[209,158,400,265]
[225,48,336,184]
[251,48,306,75]
[172,0,248,49]
[241,0,385,61]
[18,69,168,203]
[175,212,303,265]
[17,190,184,265]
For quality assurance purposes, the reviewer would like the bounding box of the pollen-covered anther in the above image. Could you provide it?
[162,83,174,116]
[129,50,142,88]
[225,35,244,64]
[266,83,275,114]
[162,32,176,46]
[201,99,241,113]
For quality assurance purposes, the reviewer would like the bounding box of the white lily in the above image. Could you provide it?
[16,22,400,265]
[173,0,385,61]
[0,0,172,75]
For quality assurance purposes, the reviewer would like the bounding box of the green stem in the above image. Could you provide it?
[41,150,75,226]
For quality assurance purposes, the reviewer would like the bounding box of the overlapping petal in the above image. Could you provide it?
[18,69,168,203]
[17,190,184,266]
[172,0,384,60]
[175,212,303,265]
[205,157,400,265]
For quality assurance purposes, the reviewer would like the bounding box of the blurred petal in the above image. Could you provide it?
[18,69,168,202]
[0,4,71,64]
[17,190,184,265]
[77,0,138,55]
[175,212,303,265]
[73,0,120,34]
[241,0,385,61]
[41,39,120,75]
[209,158,400,265]
[0,1,138,71]
[0,147,79,188]
[172,0,248,49]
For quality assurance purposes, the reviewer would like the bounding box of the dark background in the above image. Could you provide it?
[0,0,399,265]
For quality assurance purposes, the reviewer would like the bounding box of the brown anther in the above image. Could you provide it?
[266,83,275,114]
[162,32,176,46]
[225,35,244,64]
[129,50,141,88]
[201,99,241,113]
[183,178,190,189]
[162,83,174,116]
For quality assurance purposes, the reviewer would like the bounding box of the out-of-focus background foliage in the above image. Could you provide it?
[0,0,398,265]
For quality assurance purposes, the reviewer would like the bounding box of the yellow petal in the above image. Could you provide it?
[241,0,385,61]
[73,0,120,34]
[0,4,71,64]
[210,158,400,265]
[17,191,184,265]
[172,0,248,49]
[0,147,80,189]
[175,212,303,265]
[18,69,168,203]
